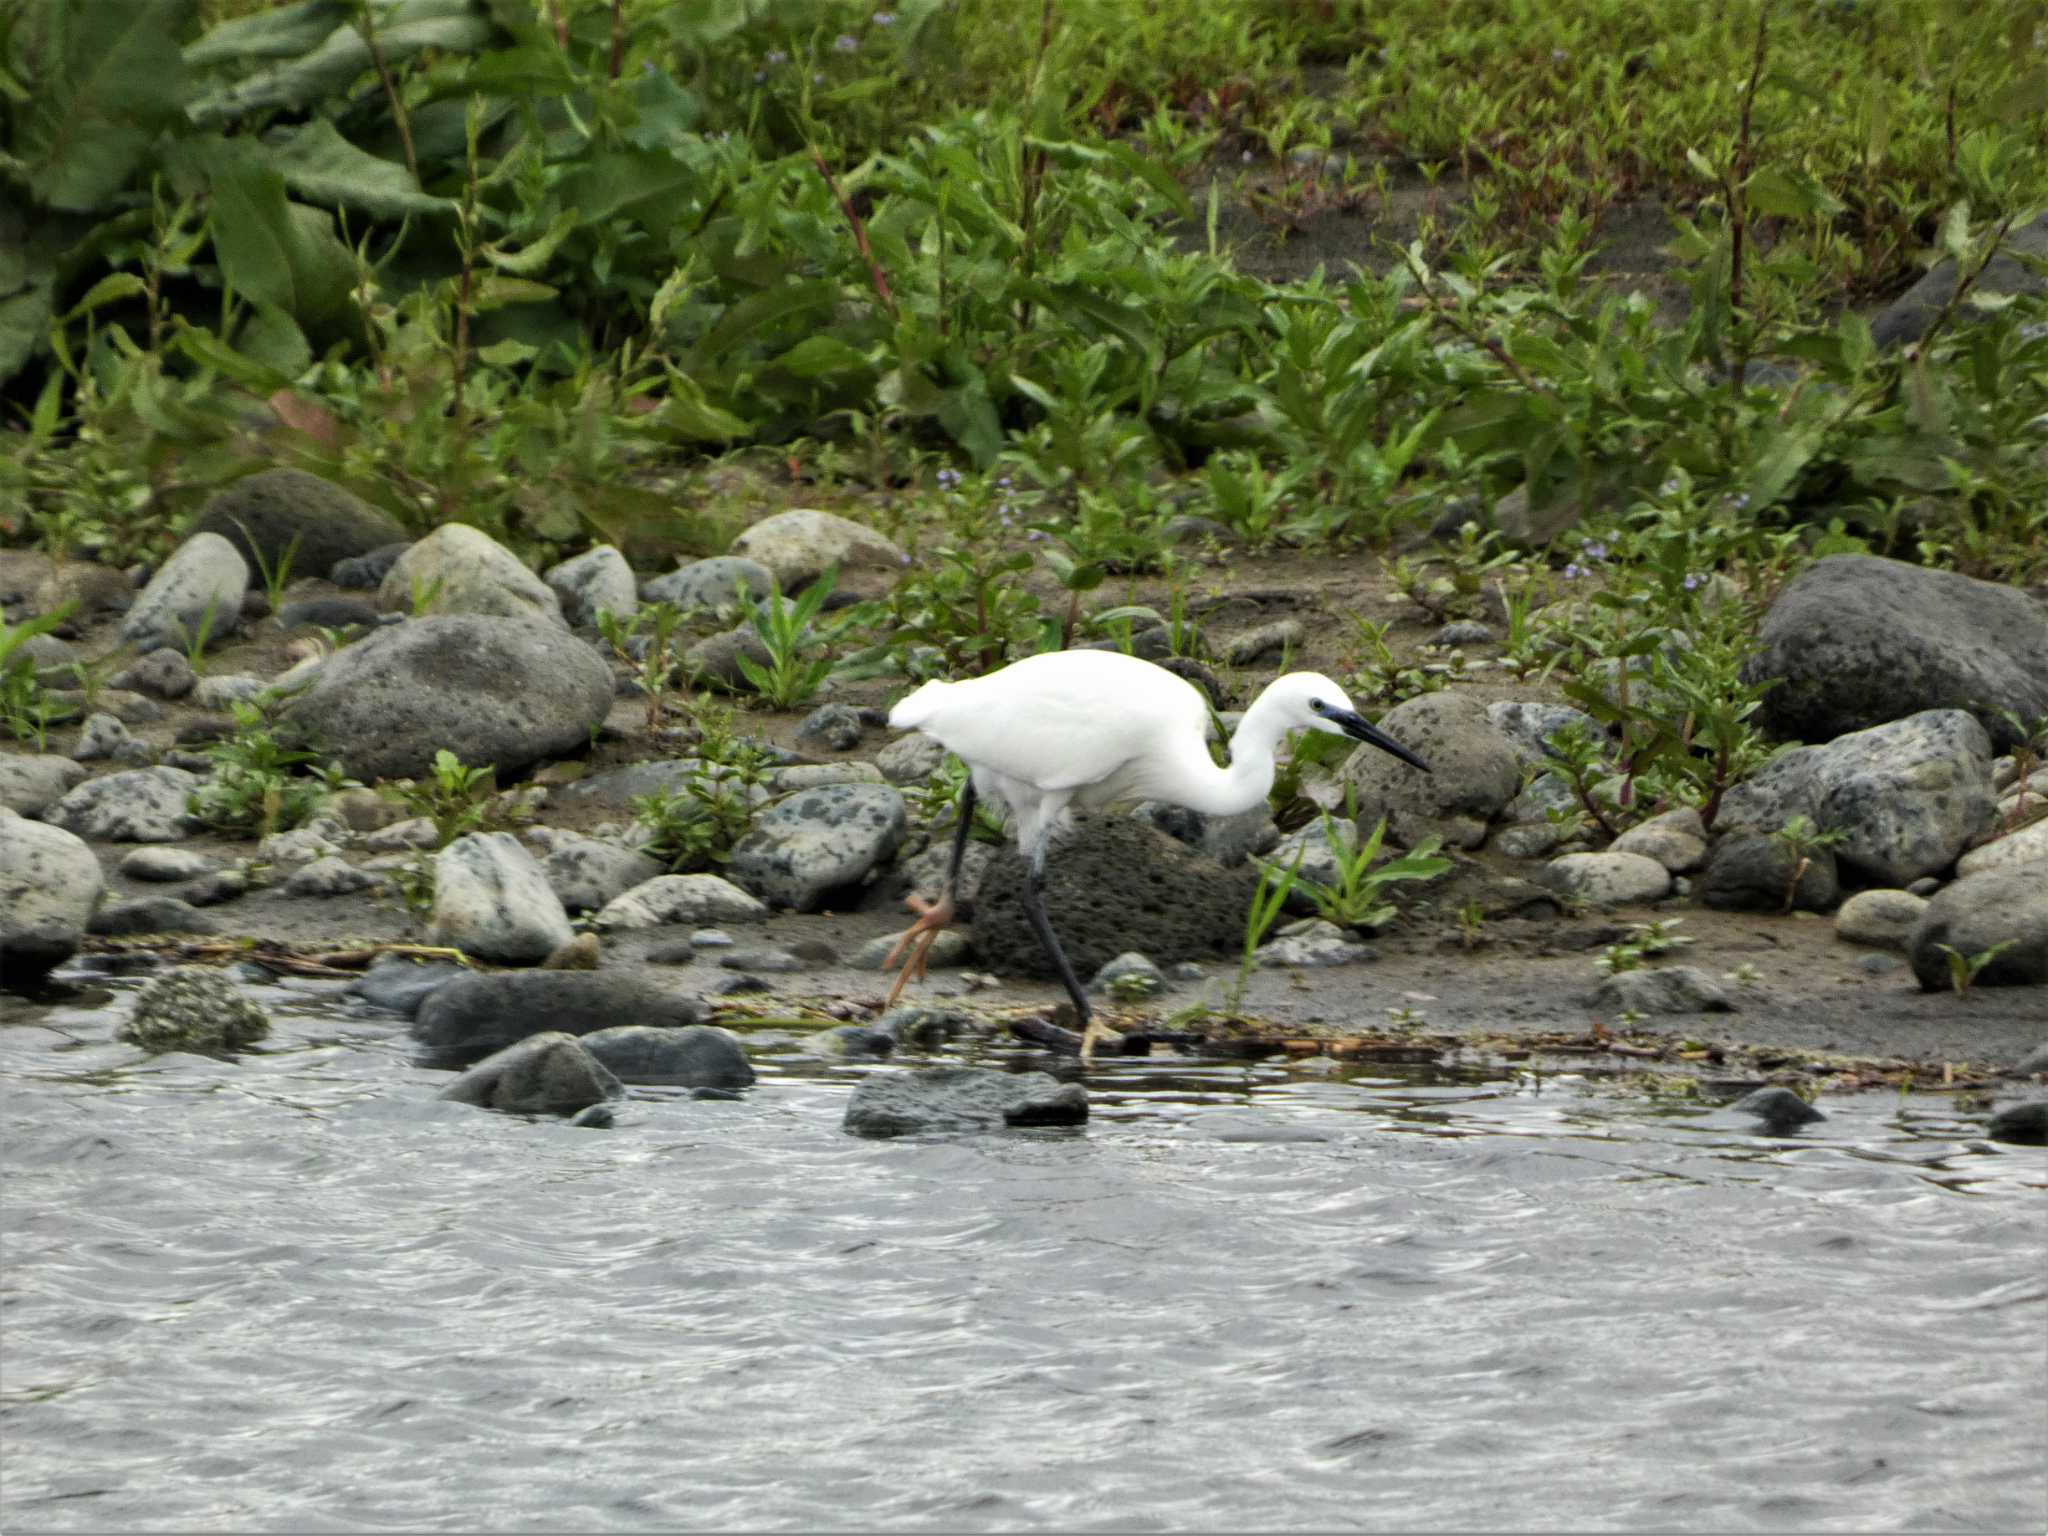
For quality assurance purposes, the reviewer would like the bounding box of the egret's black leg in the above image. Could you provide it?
[1021,862,1095,1041]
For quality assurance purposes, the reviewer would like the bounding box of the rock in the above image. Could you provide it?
[257,823,346,866]
[683,627,775,689]
[550,759,700,811]
[1956,816,2048,878]
[850,926,973,970]
[118,847,220,883]
[71,712,133,761]
[191,467,409,582]
[282,615,613,782]
[816,1025,895,1058]
[43,766,197,843]
[595,874,769,929]
[282,856,382,898]
[543,544,637,628]
[1869,209,2048,351]
[974,814,1261,979]
[2007,1042,2048,1077]
[1715,710,1996,886]
[117,966,270,1053]
[330,542,410,588]
[842,1067,1087,1137]
[120,532,247,653]
[0,754,87,816]
[578,1024,755,1088]
[192,674,267,711]
[347,956,468,1017]
[896,839,997,914]
[1340,692,1521,846]
[0,817,102,984]
[795,703,865,752]
[1222,620,1303,665]
[1433,621,1496,647]
[1984,1100,2048,1147]
[1134,800,1278,867]
[377,523,562,624]
[1908,861,2048,990]
[727,783,907,910]
[89,897,217,936]
[1743,557,2048,750]
[1733,1086,1825,1134]
[275,596,380,632]
[412,968,706,1062]
[765,762,884,793]
[537,832,665,914]
[1611,809,1708,874]
[109,648,195,701]
[1258,920,1372,968]
[1484,703,1603,769]
[642,555,774,613]
[875,732,947,784]
[729,509,906,599]
[1541,850,1673,906]
[1907,876,1942,898]
[1494,822,1565,861]
[720,947,806,972]
[542,932,602,970]
[1835,889,1929,950]
[873,1004,978,1048]
[181,869,251,907]
[438,1032,623,1116]
[1091,951,1166,997]
[1858,952,1902,975]
[363,817,438,853]
[1592,965,1734,1015]
[1493,481,1586,547]
[428,832,574,964]
[1256,819,1355,913]
[1700,834,1839,913]
[689,929,733,948]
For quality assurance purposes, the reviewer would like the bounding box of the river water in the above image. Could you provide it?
[3,975,2043,1533]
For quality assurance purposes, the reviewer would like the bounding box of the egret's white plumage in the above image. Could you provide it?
[883,649,1432,1057]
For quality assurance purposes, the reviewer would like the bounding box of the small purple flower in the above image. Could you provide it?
[834,32,859,52]
[936,467,960,489]
[1582,541,1609,562]
[1659,477,1680,496]
[1563,562,1588,580]
[1551,47,1570,63]
[1682,572,1705,591]
[899,552,912,565]
[996,476,1012,490]
[1730,492,1751,510]
[1026,530,1047,543]
[874,10,895,24]
[766,48,787,65]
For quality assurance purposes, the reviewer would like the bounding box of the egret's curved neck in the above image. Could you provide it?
[1149,695,1293,817]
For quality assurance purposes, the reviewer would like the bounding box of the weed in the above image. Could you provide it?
[1300,814,1451,932]
[0,607,79,749]
[1768,814,1850,911]
[736,568,842,710]
[1595,919,1696,977]
[389,750,525,849]
[597,602,689,732]
[1223,851,1302,1018]
[235,523,300,615]
[185,702,326,838]
[1934,941,2016,998]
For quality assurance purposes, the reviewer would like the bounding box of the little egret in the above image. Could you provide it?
[883,649,1432,1058]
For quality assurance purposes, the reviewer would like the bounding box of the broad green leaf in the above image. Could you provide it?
[937,376,1002,466]
[184,0,347,63]
[205,147,356,333]
[61,272,148,321]
[172,318,293,392]
[774,335,873,379]
[697,279,838,361]
[1744,420,1825,509]
[269,119,451,218]
[1988,65,2048,123]
[237,302,312,377]
[482,211,579,276]
[14,0,195,212]
[1744,166,1845,221]
[0,277,56,382]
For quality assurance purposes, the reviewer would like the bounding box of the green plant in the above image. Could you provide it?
[597,601,688,732]
[390,749,521,848]
[185,700,325,838]
[174,595,226,676]
[1932,941,2015,999]
[1768,813,1850,911]
[631,704,773,871]
[236,524,300,616]
[0,606,79,749]
[1300,814,1451,931]
[735,567,842,710]
[1224,850,1302,1017]
[1595,919,1696,977]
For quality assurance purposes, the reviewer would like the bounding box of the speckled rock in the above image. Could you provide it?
[1134,800,1279,867]
[118,965,270,1052]
[1591,965,1734,1015]
[283,856,383,898]
[191,467,408,582]
[120,532,246,653]
[377,523,562,624]
[533,831,664,914]
[1540,851,1673,906]
[730,509,906,599]
[412,968,706,1063]
[1485,701,1601,767]
[1,815,103,983]
[1091,952,1167,996]
[1611,809,1709,874]
[843,1067,1087,1137]
[70,712,133,762]
[119,847,220,883]
[727,783,907,910]
[1955,816,2048,878]
[795,703,866,752]
[109,648,195,701]
[641,555,774,613]
[850,926,974,971]
[1341,691,1520,848]
[875,732,948,784]
[438,1032,622,1116]
[1258,920,1373,968]
[1835,889,1929,951]
[896,839,997,914]
[428,831,574,964]
[0,755,87,817]
[594,874,768,929]
[43,767,197,843]
[543,544,638,628]
[1908,861,2048,990]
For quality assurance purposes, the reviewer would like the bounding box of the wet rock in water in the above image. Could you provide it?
[1341,691,1520,848]
[110,647,195,701]
[595,873,768,930]
[413,968,704,1062]
[282,856,383,898]
[1135,800,1279,867]
[1985,1101,2048,1146]
[1744,557,2048,751]
[348,956,469,1017]
[727,783,907,911]
[1835,889,1929,951]
[1956,817,2048,879]
[118,965,270,1053]
[535,831,665,915]
[330,542,411,589]
[89,896,217,936]
[850,926,973,971]
[1908,861,2048,990]
[0,755,87,817]
[1259,919,1374,968]
[119,847,220,883]
[276,597,380,632]
[192,467,409,582]
[873,1004,979,1049]
[1091,951,1166,997]
[438,1032,623,1116]
[544,544,637,628]
[795,703,866,752]
[641,555,774,614]
[1611,809,1709,874]
[842,1067,1087,1138]
[1718,711,1997,886]
[0,815,103,984]
[43,767,197,843]
[1540,851,1674,906]
[895,839,996,914]
[577,1023,754,1088]
[378,523,563,624]
[1734,1086,1825,1134]
[730,508,907,600]
[1700,834,1839,913]
[283,615,612,782]
[1591,965,1735,1015]
[429,832,574,964]
[1485,701,1604,770]
[120,532,247,653]
[816,1024,895,1058]
[975,814,1260,979]
[875,732,947,784]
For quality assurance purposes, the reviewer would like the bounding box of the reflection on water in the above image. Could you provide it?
[3,976,2043,1533]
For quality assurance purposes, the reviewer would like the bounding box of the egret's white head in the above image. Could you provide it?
[1268,672,1432,772]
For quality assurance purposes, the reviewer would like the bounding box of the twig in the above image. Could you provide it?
[1908,210,2022,362]
[356,3,420,188]
[1396,245,1555,396]
[809,149,899,321]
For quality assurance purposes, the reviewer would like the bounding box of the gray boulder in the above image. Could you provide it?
[642,555,774,613]
[876,732,948,784]
[896,838,997,914]
[1134,800,1278,867]
[1869,210,2048,351]
[1733,1086,1825,1134]
[282,856,383,898]
[1956,816,2048,879]
[730,509,906,598]
[119,846,220,883]
[850,926,973,971]
[544,544,638,628]
[429,832,573,963]
[1592,965,1735,1015]
[282,615,612,782]
[1541,850,1674,906]
[118,966,270,1053]
[1340,691,1520,848]
[974,814,1259,979]
[684,627,775,689]
[1486,701,1602,769]
[1701,834,1840,913]
[191,467,409,580]
[44,766,198,842]
[347,956,469,1017]
[438,1032,623,1116]
[550,758,699,812]
[843,1067,1087,1137]
[535,831,665,914]
[1908,861,2048,990]
[1985,1100,2048,1147]
[0,815,103,983]
[412,968,706,1062]
[1716,710,1996,885]
[121,532,247,653]
[727,783,907,910]
[1258,919,1373,968]
[578,1024,755,1088]
[109,648,196,701]
[1091,951,1167,997]
[595,873,768,929]
[377,523,563,624]
[1743,557,2048,750]
[0,754,86,816]
[1835,889,1929,950]
[1611,809,1709,874]
[795,703,865,752]
[90,896,217,935]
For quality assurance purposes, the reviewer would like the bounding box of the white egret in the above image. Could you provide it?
[882,649,1432,1058]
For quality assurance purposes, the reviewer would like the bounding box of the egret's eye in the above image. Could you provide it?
[1309,698,1326,713]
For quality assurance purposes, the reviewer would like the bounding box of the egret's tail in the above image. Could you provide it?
[887,679,953,731]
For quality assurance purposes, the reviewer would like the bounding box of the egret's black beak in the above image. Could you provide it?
[1325,707,1431,773]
